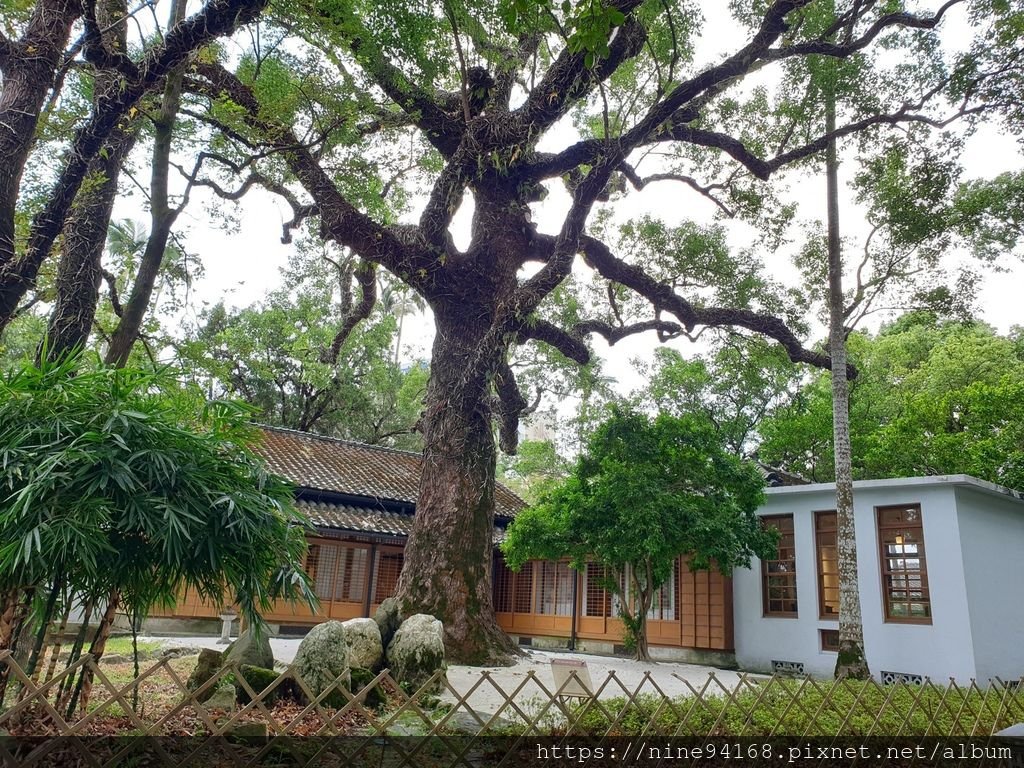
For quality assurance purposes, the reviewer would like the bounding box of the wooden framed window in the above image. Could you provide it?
[762,515,798,617]
[648,559,679,621]
[815,511,840,619]
[340,546,369,602]
[513,561,534,614]
[310,541,369,603]
[820,629,840,653]
[877,505,931,623]
[306,544,321,581]
[536,561,574,616]
[372,549,403,604]
[584,563,612,618]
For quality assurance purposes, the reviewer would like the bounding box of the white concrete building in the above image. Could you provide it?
[733,475,1024,684]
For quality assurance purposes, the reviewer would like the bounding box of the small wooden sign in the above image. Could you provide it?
[550,658,594,699]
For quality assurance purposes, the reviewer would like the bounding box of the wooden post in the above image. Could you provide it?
[363,543,379,617]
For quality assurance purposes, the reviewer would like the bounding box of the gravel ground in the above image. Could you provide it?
[144,635,759,721]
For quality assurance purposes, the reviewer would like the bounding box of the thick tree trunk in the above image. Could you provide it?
[826,89,871,680]
[395,304,517,664]
[0,1,79,284]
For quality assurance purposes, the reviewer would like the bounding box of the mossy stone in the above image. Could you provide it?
[350,667,386,710]
[235,664,288,705]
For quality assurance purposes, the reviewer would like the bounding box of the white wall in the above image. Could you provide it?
[956,486,1024,682]
[734,478,982,682]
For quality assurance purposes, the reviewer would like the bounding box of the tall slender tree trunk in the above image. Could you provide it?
[826,84,871,680]
[104,0,188,368]
[395,302,517,664]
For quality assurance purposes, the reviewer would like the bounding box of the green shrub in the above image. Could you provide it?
[535,680,1024,737]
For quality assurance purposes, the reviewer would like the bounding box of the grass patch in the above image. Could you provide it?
[553,679,1024,737]
[102,636,163,658]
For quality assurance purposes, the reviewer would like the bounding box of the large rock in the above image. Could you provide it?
[235,664,291,705]
[292,621,351,708]
[350,667,386,710]
[224,629,274,670]
[374,597,403,651]
[342,618,383,671]
[187,648,226,702]
[204,685,238,712]
[385,614,446,694]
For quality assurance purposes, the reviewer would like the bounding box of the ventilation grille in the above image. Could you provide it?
[771,660,805,676]
[881,670,924,686]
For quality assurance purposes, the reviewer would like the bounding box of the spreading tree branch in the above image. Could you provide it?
[619,162,735,215]
[765,1,963,61]
[321,261,377,364]
[517,317,683,365]
[191,62,424,277]
[343,25,464,155]
[81,0,139,78]
[0,0,270,330]
[522,0,966,187]
[544,233,856,375]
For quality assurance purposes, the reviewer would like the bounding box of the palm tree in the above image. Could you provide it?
[823,39,870,680]
[378,276,427,367]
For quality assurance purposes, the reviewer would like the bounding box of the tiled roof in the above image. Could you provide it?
[297,499,414,538]
[255,426,526,519]
[297,499,507,544]
[755,462,810,487]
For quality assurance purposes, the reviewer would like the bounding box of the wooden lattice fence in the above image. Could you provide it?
[1,650,1023,766]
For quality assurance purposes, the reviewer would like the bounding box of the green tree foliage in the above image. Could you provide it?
[5,0,1007,663]
[496,438,570,503]
[179,258,427,449]
[635,339,800,457]
[759,315,1024,490]
[0,354,315,633]
[502,408,771,660]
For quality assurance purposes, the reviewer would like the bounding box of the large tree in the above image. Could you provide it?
[760,315,1024,489]
[179,261,428,448]
[174,0,987,663]
[3,0,999,663]
[502,408,771,661]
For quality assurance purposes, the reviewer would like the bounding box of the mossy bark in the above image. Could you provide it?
[394,300,518,665]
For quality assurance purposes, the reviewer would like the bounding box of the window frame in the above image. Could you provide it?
[814,510,840,621]
[535,560,574,616]
[820,628,840,653]
[761,514,799,618]
[876,504,932,625]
